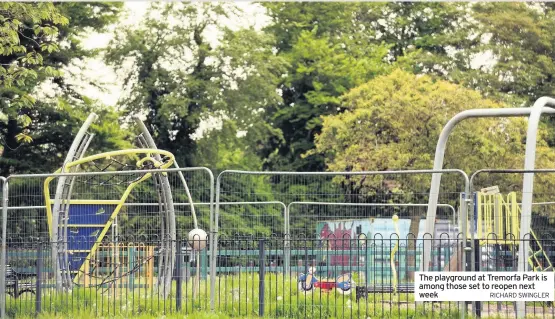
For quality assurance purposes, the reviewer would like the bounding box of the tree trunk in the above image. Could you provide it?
[407,215,420,281]
[0,118,19,176]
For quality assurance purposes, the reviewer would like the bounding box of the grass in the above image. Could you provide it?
[5,273,551,318]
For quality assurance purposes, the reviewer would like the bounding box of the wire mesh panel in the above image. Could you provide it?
[214,237,466,319]
[6,168,212,241]
[214,170,469,318]
[288,202,458,239]
[470,169,555,318]
[216,170,468,239]
[3,168,213,317]
[0,176,7,319]
[217,202,286,238]
[471,169,555,240]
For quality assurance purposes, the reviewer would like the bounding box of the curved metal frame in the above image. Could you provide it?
[134,117,177,297]
[51,113,97,291]
[425,97,555,318]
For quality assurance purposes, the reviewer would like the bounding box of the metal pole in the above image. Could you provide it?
[258,239,265,317]
[51,112,97,291]
[474,239,481,318]
[210,172,217,312]
[176,241,182,312]
[135,117,177,296]
[424,105,555,273]
[517,97,555,318]
[36,242,43,316]
[0,178,7,319]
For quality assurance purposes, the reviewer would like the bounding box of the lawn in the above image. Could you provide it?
[5,273,550,318]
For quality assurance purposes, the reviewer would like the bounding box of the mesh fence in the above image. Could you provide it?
[213,170,470,318]
[3,238,210,317]
[471,169,555,240]
[3,168,555,318]
[5,168,213,242]
[288,202,458,240]
[215,170,468,240]
[2,168,214,317]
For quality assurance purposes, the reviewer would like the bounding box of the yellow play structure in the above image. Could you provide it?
[43,149,175,287]
[473,190,553,272]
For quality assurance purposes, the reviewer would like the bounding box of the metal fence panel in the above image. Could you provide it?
[470,169,555,318]
[214,169,470,318]
[4,167,555,318]
[0,177,6,319]
[2,168,214,318]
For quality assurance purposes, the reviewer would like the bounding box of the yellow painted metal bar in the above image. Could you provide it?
[68,224,106,228]
[64,149,174,169]
[73,155,174,283]
[44,171,60,235]
[41,149,175,283]
[477,193,482,239]
[43,149,174,237]
[390,215,400,294]
[502,194,509,241]
[510,193,518,239]
[493,194,505,239]
[487,195,493,236]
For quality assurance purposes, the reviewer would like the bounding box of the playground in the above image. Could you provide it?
[2,98,555,319]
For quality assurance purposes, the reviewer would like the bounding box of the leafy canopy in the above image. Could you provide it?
[106,2,286,168]
[312,69,555,196]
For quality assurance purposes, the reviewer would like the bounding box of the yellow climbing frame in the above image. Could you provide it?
[43,149,175,283]
[475,191,553,272]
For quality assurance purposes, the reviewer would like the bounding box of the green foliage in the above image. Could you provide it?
[196,120,264,171]
[106,3,285,168]
[0,2,125,175]
[450,3,555,104]
[263,2,384,53]
[261,21,392,171]
[260,3,478,172]
[10,274,462,319]
[0,3,67,142]
[313,70,555,202]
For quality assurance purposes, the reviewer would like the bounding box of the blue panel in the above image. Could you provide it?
[67,227,104,250]
[67,204,117,224]
[51,203,118,276]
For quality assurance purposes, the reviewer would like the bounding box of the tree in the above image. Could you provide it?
[259,25,392,171]
[263,2,385,53]
[0,2,125,175]
[314,69,555,191]
[105,2,285,168]
[311,70,555,276]
[1,3,68,154]
[449,3,555,104]
[259,2,473,172]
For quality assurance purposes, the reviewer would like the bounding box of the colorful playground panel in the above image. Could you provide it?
[52,203,118,275]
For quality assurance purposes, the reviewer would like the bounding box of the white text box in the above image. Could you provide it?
[415,272,554,302]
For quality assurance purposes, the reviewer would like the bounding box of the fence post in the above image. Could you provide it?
[258,239,265,317]
[473,239,481,318]
[176,241,182,312]
[36,242,43,315]
[0,178,8,319]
